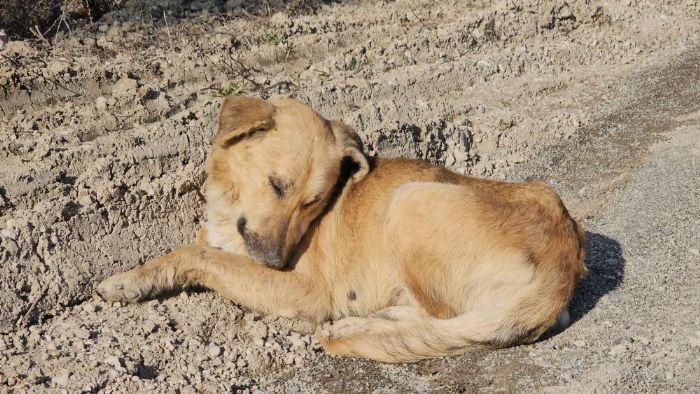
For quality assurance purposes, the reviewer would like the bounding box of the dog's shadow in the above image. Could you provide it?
[569,231,625,324]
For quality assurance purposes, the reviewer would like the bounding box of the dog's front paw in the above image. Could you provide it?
[96,270,151,303]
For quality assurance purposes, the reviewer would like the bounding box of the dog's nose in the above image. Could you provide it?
[264,250,285,268]
[236,216,247,236]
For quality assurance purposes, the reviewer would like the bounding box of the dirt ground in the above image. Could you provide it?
[1,0,699,392]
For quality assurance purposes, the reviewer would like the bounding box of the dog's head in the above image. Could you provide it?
[206,96,369,268]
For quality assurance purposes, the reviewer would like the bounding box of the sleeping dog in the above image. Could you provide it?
[97,96,586,362]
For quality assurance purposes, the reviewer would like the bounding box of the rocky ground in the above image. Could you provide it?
[1,0,699,392]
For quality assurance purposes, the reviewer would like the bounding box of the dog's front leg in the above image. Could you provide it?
[96,245,329,321]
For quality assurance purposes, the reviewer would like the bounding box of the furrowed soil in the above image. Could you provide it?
[1,0,699,392]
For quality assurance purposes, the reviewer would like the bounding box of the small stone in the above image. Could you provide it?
[95,96,108,110]
[612,336,631,345]
[143,320,158,334]
[75,327,91,340]
[688,336,700,349]
[637,336,651,346]
[0,228,17,240]
[689,248,699,256]
[105,355,123,368]
[609,344,627,355]
[208,345,223,358]
[288,333,305,349]
[112,78,139,100]
[53,371,71,386]
[248,321,268,341]
[573,340,586,348]
[558,4,574,20]
[344,55,357,70]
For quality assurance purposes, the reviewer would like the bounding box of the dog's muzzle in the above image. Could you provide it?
[237,216,286,268]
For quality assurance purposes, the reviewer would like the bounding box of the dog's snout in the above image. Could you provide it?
[236,215,288,268]
[264,250,285,268]
[236,216,247,236]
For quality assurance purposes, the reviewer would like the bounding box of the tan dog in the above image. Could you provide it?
[97,96,587,363]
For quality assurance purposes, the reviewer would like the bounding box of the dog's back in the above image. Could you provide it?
[319,159,587,362]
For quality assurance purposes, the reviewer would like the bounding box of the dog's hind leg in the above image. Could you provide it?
[96,245,330,322]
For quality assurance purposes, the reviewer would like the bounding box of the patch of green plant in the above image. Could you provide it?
[212,82,240,97]
[260,27,287,45]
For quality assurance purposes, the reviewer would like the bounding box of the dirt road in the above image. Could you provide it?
[1,0,699,392]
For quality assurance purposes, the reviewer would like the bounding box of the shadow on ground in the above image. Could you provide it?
[569,231,625,324]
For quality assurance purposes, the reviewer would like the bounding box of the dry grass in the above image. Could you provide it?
[0,0,341,40]
[0,0,118,39]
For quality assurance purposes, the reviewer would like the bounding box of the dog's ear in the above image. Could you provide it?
[214,96,275,146]
[330,120,369,183]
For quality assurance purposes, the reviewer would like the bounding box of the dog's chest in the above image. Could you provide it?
[204,220,246,254]
[204,204,245,254]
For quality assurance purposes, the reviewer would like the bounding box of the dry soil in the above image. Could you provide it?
[1,0,699,392]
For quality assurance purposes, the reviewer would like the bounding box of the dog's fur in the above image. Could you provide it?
[98,96,587,363]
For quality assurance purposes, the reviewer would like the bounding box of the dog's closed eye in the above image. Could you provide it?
[269,176,286,198]
[302,194,321,208]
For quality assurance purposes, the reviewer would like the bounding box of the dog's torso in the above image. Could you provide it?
[204,157,584,324]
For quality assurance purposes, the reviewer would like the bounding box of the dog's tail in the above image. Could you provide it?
[319,220,587,363]
[319,298,567,363]
[319,282,574,363]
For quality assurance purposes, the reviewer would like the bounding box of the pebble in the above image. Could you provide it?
[105,355,123,368]
[573,340,586,348]
[143,320,158,334]
[95,96,108,110]
[0,228,17,240]
[609,344,627,356]
[53,371,71,386]
[288,333,306,349]
[112,78,139,100]
[74,328,91,340]
[688,336,700,349]
[208,345,223,358]
[248,321,268,342]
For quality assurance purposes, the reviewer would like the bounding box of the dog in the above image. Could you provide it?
[97,96,587,363]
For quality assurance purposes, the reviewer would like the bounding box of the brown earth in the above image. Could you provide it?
[1,0,699,392]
